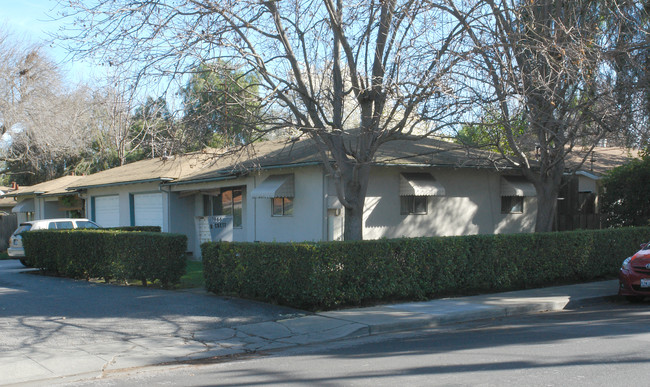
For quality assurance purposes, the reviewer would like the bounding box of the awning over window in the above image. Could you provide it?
[251,174,295,198]
[501,176,536,197]
[399,173,445,196]
[12,199,34,213]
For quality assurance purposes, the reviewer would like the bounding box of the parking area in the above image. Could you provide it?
[0,259,302,384]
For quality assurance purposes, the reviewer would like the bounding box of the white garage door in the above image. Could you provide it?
[133,193,164,229]
[94,195,120,228]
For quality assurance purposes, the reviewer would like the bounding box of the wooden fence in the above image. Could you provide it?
[0,214,17,252]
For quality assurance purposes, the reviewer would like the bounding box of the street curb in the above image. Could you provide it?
[325,293,617,340]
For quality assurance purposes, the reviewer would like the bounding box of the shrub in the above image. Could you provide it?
[23,230,186,286]
[601,157,650,227]
[202,227,649,310]
[107,226,162,232]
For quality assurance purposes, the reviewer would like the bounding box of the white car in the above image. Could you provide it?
[8,218,101,266]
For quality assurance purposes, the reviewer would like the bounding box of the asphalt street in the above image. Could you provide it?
[53,301,650,387]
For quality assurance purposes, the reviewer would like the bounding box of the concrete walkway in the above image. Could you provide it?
[1,260,619,385]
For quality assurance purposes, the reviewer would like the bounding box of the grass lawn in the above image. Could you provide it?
[177,259,204,289]
[125,260,204,289]
[0,252,9,260]
[17,255,205,290]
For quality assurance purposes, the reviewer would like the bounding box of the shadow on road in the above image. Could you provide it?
[0,260,302,354]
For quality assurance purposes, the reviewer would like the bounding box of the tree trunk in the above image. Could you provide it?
[343,204,364,241]
[340,162,372,241]
[535,186,558,232]
[532,171,563,233]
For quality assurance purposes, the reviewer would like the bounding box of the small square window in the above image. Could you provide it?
[272,197,293,216]
[400,196,428,215]
[501,196,524,214]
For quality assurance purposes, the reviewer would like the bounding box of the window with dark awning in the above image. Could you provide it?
[500,176,536,197]
[399,173,445,196]
[251,174,295,198]
[12,199,34,213]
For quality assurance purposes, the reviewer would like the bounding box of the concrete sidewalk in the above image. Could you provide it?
[4,279,618,386]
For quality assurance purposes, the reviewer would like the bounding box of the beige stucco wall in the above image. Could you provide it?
[167,191,197,254]
[169,165,327,255]
[169,176,254,255]
[42,197,68,219]
[251,166,326,243]
[34,197,45,220]
[362,167,537,239]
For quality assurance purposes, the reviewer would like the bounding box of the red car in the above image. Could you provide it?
[619,243,650,302]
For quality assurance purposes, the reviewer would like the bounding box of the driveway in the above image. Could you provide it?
[0,259,302,383]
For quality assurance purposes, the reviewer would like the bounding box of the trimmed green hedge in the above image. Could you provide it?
[203,227,650,310]
[23,230,187,286]
[107,226,162,232]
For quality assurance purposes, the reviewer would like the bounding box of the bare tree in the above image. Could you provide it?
[448,0,647,232]
[0,29,97,183]
[610,1,650,148]
[75,85,138,173]
[58,0,469,240]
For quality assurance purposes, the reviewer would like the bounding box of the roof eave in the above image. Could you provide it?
[163,175,239,187]
[165,161,322,186]
[3,192,37,198]
[374,162,521,170]
[573,170,601,180]
[69,177,174,191]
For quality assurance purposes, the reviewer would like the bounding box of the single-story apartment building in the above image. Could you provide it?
[2,137,638,257]
[3,176,86,224]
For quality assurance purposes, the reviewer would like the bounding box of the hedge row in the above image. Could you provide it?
[203,227,650,310]
[107,226,162,232]
[23,230,187,286]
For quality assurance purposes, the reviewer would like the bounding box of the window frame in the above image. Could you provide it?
[203,186,244,228]
[400,195,428,215]
[272,197,294,217]
[501,196,524,214]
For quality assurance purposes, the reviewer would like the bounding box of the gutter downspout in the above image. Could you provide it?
[159,178,174,233]
[160,184,171,233]
[253,175,257,242]
[323,171,327,241]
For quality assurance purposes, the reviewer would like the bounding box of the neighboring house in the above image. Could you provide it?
[0,185,19,215]
[1,176,86,224]
[0,185,19,252]
[557,147,640,231]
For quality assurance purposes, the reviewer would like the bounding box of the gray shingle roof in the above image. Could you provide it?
[170,136,512,185]
[9,137,638,193]
[68,152,217,189]
[3,175,85,197]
